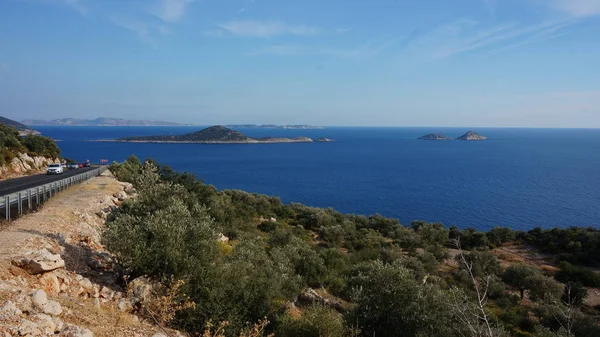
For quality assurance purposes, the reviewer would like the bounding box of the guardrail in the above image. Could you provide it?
[0,166,108,221]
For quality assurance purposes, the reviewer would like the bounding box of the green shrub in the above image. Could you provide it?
[276,305,345,337]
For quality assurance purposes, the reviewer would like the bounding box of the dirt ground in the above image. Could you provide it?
[0,171,184,337]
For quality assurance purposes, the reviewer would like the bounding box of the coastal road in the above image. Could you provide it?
[0,167,98,197]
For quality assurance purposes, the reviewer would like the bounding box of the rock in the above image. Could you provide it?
[79,278,93,290]
[128,277,153,306]
[32,289,48,308]
[12,318,42,336]
[42,300,63,316]
[59,325,94,337]
[39,273,61,295]
[296,288,344,312]
[0,300,22,318]
[456,131,488,141]
[99,286,114,300]
[93,298,101,308]
[32,313,61,334]
[217,234,229,243]
[117,298,133,312]
[12,249,65,274]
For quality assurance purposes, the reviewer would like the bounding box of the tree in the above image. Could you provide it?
[525,274,564,303]
[349,260,454,337]
[503,263,541,299]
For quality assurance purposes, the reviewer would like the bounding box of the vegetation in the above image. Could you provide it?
[0,116,31,131]
[0,122,60,166]
[106,157,600,337]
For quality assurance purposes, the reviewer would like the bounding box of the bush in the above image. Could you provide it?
[276,305,345,337]
[555,261,600,288]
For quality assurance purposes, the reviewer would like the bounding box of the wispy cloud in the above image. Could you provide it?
[217,20,319,38]
[548,0,600,18]
[152,0,192,23]
[406,18,580,59]
[247,39,399,58]
[111,15,157,47]
[238,0,255,16]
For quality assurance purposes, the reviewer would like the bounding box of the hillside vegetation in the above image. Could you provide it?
[0,122,61,167]
[107,156,600,337]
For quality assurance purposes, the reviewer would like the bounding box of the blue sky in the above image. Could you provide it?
[0,0,599,127]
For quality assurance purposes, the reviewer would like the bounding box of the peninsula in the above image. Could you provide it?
[22,117,190,127]
[99,125,317,144]
[1,116,41,136]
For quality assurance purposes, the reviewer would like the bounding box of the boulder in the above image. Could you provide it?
[296,288,344,312]
[12,318,42,336]
[31,313,62,334]
[12,249,65,274]
[127,277,153,307]
[78,278,93,290]
[31,289,63,316]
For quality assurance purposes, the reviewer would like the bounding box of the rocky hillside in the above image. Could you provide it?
[0,123,61,180]
[0,171,185,337]
[0,116,40,136]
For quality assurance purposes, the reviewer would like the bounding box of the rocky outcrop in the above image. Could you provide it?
[418,133,453,140]
[0,152,60,180]
[296,288,343,312]
[456,131,487,141]
[12,249,66,275]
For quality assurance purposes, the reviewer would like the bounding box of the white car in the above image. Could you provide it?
[47,163,64,175]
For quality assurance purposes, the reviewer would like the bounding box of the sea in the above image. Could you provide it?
[35,126,600,231]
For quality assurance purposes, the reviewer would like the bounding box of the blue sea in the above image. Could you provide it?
[36,126,600,231]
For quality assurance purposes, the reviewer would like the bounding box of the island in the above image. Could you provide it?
[95,125,318,144]
[456,131,488,141]
[418,133,453,140]
[226,124,324,129]
[22,117,190,127]
[316,138,335,142]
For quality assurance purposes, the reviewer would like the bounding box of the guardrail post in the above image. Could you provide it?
[5,196,9,221]
[36,187,40,205]
[43,186,47,202]
[28,190,32,210]
[18,192,22,215]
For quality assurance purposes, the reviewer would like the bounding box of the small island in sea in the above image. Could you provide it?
[316,138,335,142]
[456,131,488,141]
[418,131,488,141]
[97,125,321,144]
[418,133,453,140]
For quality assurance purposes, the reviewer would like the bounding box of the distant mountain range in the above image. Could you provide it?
[226,124,324,129]
[22,117,190,127]
[0,116,41,135]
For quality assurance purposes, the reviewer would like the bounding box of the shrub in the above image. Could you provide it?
[276,305,345,337]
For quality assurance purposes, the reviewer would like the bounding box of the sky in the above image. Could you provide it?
[0,0,599,127]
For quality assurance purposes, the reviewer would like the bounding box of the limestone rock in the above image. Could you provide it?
[0,300,22,318]
[59,325,94,337]
[12,249,65,274]
[127,277,153,307]
[32,289,48,308]
[31,289,63,316]
[79,278,93,290]
[117,298,133,312]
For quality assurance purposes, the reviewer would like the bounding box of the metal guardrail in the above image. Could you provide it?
[0,166,108,221]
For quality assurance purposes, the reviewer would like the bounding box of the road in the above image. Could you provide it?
[0,167,98,196]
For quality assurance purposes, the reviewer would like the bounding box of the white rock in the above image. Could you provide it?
[32,289,48,307]
[13,318,42,336]
[79,278,93,290]
[32,313,60,334]
[12,249,65,274]
[42,300,63,316]
[0,300,22,318]
[117,298,133,312]
[59,325,94,337]
[93,298,101,308]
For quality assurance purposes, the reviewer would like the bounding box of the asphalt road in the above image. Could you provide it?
[0,167,98,196]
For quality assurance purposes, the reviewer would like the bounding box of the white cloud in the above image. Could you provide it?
[549,0,600,18]
[153,0,192,23]
[406,18,580,59]
[111,15,157,47]
[218,20,319,38]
